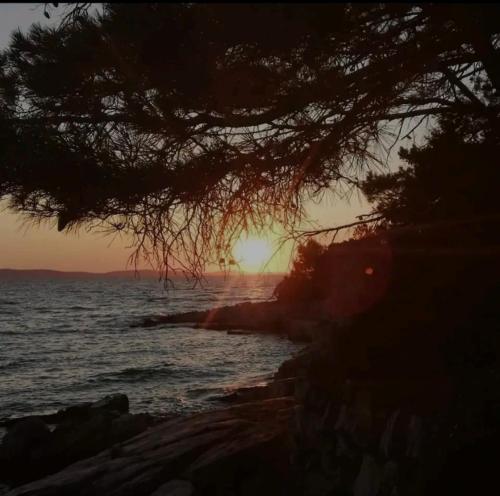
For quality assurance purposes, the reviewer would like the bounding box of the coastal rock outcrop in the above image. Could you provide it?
[149,479,194,496]
[134,301,326,343]
[1,418,50,461]
[221,377,296,404]
[5,397,296,496]
[0,394,156,487]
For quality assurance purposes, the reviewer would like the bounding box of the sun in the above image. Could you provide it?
[232,236,273,273]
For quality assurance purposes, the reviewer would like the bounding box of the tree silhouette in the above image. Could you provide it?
[275,108,500,307]
[1,3,499,276]
[274,239,324,302]
[363,113,500,227]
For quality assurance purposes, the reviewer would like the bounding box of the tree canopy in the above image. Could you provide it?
[362,113,500,227]
[1,3,499,276]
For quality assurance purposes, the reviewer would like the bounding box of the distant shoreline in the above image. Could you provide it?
[0,268,285,280]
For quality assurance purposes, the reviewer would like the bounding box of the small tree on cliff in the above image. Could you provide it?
[274,239,324,302]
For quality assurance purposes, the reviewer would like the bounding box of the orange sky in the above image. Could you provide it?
[0,194,368,272]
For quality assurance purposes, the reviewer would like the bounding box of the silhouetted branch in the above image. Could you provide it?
[2,4,499,279]
[293,215,384,239]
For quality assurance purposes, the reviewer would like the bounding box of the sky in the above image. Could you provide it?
[0,4,391,273]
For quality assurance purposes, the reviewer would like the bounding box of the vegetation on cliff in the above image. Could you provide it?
[275,111,499,313]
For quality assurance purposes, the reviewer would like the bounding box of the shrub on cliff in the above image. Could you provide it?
[362,114,500,228]
[273,239,325,303]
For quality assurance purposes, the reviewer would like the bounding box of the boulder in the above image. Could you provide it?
[134,301,295,337]
[5,397,296,496]
[0,483,11,495]
[0,394,152,487]
[286,319,318,343]
[111,413,153,443]
[353,455,382,496]
[49,402,92,424]
[276,346,318,379]
[2,394,130,431]
[149,480,194,496]
[49,411,112,459]
[222,378,296,404]
[0,418,50,460]
[90,393,129,415]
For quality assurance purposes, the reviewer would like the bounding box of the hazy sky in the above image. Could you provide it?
[0,4,381,272]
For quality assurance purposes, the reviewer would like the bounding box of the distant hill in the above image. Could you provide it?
[0,268,158,280]
[0,268,285,280]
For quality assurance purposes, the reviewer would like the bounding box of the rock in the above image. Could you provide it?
[133,301,322,341]
[287,319,318,343]
[276,347,317,379]
[406,414,424,459]
[270,377,296,398]
[111,413,153,442]
[135,301,331,343]
[0,394,151,487]
[149,480,194,496]
[294,377,311,403]
[49,411,111,458]
[304,470,334,496]
[353,455,382,496]
[222,378,296,404]
[91,393,129,415]
[2,394,130,431]
[5,397,295,496]
[0,418,50,460]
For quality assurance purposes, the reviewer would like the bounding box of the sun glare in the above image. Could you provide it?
[232,237,273,273]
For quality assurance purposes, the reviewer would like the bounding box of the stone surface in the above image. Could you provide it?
[91,393,129,415]
[149,479,194,496]
[111,413,152,443]
[0,419,50,460]
[353,455,382,496]
[133,301,321,342]
[0,394,153,487]
[1,394,130,430]
[5,397,295,496]
[221,377,295,404]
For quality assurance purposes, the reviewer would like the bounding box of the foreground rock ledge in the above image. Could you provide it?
[6,397,295,496]
[0,394,157,486]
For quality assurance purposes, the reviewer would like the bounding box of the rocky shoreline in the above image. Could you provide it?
[135,300,325,343]
[0,394,160,489]
[0,302,316,495]
[2,289,499,495]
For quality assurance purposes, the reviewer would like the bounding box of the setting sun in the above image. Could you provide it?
[232,237,273,272]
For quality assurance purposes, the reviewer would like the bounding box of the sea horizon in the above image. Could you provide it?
[0,268,287,279]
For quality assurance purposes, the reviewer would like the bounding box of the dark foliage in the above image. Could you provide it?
[273,239,325,302]
[363,114,500,226]
[1,3,499,275]
[276,112,500,310]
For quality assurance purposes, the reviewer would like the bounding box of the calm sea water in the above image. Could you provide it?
[0,274,300,421]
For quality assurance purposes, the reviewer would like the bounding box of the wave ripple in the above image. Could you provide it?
[0,275,300,418]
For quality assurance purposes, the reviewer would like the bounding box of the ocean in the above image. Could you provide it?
[0,274,301,422]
